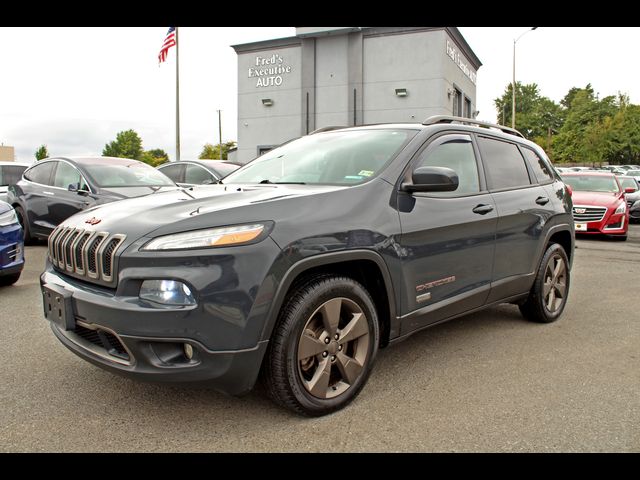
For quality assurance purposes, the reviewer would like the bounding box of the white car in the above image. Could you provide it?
[0,162,31,203]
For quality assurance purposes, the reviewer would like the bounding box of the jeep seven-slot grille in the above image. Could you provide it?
[48,227,125,285]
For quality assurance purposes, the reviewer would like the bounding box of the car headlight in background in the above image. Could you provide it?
[141,222,271,251]
[614,202,626,215]
[139,280,196,306]
[0,208,19,227]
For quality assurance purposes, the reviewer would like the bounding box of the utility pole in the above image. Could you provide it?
[217,110,222,160]
[175,27,181,162]
[512,27,538,129]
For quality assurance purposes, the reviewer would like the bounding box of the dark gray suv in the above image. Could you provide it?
[41,116,574,416]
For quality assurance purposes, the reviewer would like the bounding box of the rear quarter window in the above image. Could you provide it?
[521,147,554,184]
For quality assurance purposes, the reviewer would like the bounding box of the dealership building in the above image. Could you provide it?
[231,27,481,164]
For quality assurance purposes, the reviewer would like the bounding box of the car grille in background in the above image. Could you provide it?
[572,206,607,222]
[48,227,125,285]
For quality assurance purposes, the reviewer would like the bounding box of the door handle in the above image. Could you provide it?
[472,204,494,215]
[536,196,550,205]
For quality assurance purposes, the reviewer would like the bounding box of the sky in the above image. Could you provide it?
[1,27,639,163]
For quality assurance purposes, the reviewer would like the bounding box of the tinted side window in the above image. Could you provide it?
[53,162,81,189]
[185,164,216,184]
[477,137,531,190]
[159,163,184,183]
[416,134,480,196]
[522,147,554,183]
[24,162,55,185]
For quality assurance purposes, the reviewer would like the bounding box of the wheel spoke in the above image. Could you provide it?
[298,333,327,361]
[543,278,553,297]
[320,298,342,336]
[553,258,565,282]
[335,352,363,385]
[546,288,556,312]
[338,312,368,344]
[306,357,332,398]
[555,280,567,299]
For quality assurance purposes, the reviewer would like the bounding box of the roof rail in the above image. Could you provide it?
[309,126,348,135]
[422,115,525,139]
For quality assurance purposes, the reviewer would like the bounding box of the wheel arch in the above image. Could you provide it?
[260,250,397,349]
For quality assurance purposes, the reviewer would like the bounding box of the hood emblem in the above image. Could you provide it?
[574,208,586,214]
[85,217,102,225]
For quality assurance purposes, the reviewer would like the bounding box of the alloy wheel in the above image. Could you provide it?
[297,297,370,399]
[543,253,567,313]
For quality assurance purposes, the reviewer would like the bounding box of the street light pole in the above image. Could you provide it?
[512,27,538,129]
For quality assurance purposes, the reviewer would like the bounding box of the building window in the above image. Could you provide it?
[452,88,462,116]
[464,96,472,118]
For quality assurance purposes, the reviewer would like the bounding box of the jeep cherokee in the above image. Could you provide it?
[41,116,574,416]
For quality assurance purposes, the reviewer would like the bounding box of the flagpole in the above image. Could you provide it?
[175,26,181,162]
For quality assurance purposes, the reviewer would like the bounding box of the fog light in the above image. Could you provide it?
[139,280,196,306]
[184,343,194,360]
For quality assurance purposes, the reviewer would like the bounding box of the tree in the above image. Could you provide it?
[494,82,563,149]
[102,129,144,160]
[552,87,619,164]
[140,148,170,167]
[34,144,49,161]
[198,141,237,160]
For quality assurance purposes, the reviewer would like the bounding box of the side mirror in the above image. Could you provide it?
[68,183,78,192]
[402,166,459,193]
[624,187,636,194]
[565,185,573,196]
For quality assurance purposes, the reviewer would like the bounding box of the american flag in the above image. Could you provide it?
[158,27,176,64]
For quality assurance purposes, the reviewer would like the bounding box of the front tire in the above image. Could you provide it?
[0,272,21,287]
[519,243,570,323]
[262,275,380,417]
[14,206,32,245]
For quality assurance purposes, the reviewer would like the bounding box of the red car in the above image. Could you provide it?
[562,172,633,240]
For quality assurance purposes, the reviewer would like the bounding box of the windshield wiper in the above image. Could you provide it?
[258,179,306,185]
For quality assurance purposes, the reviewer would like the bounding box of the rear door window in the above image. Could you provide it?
[477,137,532,190]
[185,164,216,184]
[158,163,185,183]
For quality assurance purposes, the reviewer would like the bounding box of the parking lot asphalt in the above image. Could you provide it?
[1,227,639,452]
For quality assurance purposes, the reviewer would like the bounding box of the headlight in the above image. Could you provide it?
[614,202,626,215]
[0,208,19,227]
[141,223,270,251]
[139,280,196,306]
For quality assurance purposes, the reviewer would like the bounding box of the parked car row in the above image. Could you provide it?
[3,157,240,245]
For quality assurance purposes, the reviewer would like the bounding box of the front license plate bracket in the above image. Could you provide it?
[42,284,75,331]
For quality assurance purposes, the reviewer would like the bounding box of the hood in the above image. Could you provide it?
[625,190,640,203]
[99,185,179,199]
[0,200,11,215]
[571,190,623,207]
[60,183,347,243]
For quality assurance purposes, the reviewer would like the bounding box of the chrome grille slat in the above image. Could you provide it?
[47,227,125,287]
[572,205,607,223]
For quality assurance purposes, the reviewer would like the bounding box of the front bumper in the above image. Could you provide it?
[573,210,628,236]
[40,236,284,395]
[0,223,24,276]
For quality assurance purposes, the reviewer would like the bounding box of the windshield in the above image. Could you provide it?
[223,129,415,185]
[563,175,620,193]
[84,162,175,188]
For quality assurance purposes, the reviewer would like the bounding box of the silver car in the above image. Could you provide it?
[0,162,31,203]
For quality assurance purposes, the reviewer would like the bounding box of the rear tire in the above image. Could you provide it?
[262,275,380,417]
[519,243,570,323]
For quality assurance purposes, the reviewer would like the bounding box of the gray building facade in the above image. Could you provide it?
[232,27,481,164]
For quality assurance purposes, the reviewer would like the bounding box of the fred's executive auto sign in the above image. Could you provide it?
[248,54,293,88]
